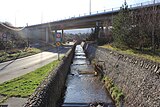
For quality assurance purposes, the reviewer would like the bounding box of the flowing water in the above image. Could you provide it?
[61,45,115,107]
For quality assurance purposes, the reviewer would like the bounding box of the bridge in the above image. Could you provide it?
[23,0,160,43]
[27,1,160,30]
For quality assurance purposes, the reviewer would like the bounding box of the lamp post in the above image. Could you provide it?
[15,12,16,27]
[89,0,91,15]
[124,0,126,5]
[41,11,43,24]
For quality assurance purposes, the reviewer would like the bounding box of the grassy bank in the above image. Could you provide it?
[0,60,60,98]
[0,48,41,63]
[100,44,160,63]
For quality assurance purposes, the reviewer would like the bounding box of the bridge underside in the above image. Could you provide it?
[27,14,113,30]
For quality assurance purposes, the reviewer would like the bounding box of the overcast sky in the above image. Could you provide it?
[0,0,150,27]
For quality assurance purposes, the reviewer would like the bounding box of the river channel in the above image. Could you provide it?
[61,44,115,107]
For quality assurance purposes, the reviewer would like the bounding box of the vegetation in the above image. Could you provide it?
[103,76,124,107]
[112,2,131,49]
[64,33,90,42]
[0,96,8,104]
[87,1,160,62]
[0,60,60,97]
[112,2,160,53]
[111,1,160,52]
[100,44,160,63]
[85,1,160,53]
[0,48,41,62]
[0,29,28,50]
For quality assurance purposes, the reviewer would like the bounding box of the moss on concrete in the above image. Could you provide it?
[103,76,124,106]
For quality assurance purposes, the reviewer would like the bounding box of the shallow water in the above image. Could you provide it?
[63,45,113,105]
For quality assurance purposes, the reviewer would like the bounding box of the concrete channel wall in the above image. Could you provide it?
[23,44,76,107]
[84,43,160,107]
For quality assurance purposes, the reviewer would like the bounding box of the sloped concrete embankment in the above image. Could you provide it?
[84,43,160,107]
[23,44,76,107]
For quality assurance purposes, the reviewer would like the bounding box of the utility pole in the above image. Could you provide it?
[124,0,127,7]
[15,12,16,27]
[89,0,91,15]
[41,12,43,24]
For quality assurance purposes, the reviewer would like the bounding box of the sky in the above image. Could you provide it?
[0,0,150,27]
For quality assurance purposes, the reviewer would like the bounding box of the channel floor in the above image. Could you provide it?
[62,45,115,107]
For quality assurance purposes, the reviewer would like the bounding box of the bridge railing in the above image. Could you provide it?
[130,0,160,8]
[89,0,160,15]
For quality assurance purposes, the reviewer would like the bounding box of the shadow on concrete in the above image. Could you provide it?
[0,54,21,71]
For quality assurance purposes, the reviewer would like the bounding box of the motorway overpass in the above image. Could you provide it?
[24,1,160,43]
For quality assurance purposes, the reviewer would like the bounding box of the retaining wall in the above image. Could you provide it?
[23,44,76,107]
[85,43,160,107]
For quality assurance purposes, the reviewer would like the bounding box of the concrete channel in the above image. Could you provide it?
[61,44,115,107]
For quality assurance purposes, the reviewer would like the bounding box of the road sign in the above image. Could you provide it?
[54,32,62,61]
[56,38,61,42]
[55,32,62,42]
[56,33,61,38]
[56,42,61,47]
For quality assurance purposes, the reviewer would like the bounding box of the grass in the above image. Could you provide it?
[103,76,124,106]
[0,48,41,63]
[100,44,160,63]
[0,96,9,104]
[0,60,60,98]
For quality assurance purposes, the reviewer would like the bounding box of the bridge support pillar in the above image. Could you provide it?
[62,29,64,43]
[95,27,99,39]
[101,26,104,30]
[54,30,57,44]
[45,27,49,43]
[94,21,100,40]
